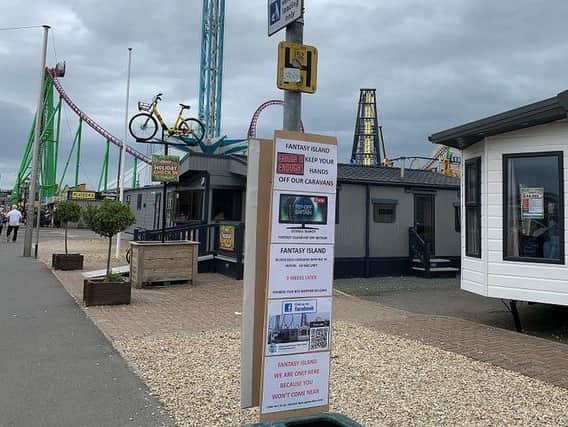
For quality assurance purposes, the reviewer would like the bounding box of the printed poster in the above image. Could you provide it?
[266,297,331,356]
[151,155,180,182]
[268,243,334,298]
[521,187,544,219]
[218,225,235,252]
[261,352,330,414]
[274,138,337,194]
[271,191,336,244]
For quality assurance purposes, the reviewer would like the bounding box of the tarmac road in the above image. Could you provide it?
[0,235,171,426]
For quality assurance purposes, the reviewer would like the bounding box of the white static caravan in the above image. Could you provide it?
[429,91,568,316]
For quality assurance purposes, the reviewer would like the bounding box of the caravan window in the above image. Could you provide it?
[373,201,397,223]
[503,152,564,264]
[465,158,481,257]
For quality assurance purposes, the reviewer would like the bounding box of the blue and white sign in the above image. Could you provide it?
[268,0,303,36]
[282,299,317,314]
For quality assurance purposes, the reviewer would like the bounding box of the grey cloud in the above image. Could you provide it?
[2,0,568,190]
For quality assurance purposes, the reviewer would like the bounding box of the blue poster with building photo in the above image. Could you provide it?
[266,297,331,356]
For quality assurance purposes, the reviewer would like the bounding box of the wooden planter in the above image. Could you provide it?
[129,241,199,288]
[83,278,131,307]
[52,253,84,271]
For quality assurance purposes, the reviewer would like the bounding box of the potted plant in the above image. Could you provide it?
[52,201,84,270]
[82,200,136,306]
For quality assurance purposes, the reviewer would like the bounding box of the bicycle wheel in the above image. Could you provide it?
[129,113,158,141]
[178,118,205,144]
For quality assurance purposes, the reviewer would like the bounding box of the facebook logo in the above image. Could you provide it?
[269,0,281,25]
[283,303,293,313]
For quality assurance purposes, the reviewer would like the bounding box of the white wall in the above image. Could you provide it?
[462,120,568,305]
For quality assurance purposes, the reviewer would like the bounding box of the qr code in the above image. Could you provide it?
[309,327,329,351]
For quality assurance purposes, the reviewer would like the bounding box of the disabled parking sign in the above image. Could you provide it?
[268,0,302,36]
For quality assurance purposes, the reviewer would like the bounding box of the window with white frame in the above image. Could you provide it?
[503,152,564,264]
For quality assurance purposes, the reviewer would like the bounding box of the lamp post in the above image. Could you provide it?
[23,25,50,257]
[116,47,133,258]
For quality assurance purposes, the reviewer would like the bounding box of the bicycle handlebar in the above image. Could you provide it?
[153,93,163,103]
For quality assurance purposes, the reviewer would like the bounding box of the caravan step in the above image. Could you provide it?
[412,258,451,264]
[411,266,459,273]
[411,265,459,278]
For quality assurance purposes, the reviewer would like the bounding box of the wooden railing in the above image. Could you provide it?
[409,226,430,275]
[133,222,244,266]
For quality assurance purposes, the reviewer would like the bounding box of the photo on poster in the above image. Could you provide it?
[261,351,330,414]
[271,191,336,244]
[266,298,331,356]
[273,138,338,195]
[268,243,334,298]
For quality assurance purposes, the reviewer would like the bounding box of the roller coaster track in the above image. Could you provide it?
[247,99,304,137]
[47,68,151,164]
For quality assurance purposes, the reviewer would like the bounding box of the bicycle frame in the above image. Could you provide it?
[148,102,168,131]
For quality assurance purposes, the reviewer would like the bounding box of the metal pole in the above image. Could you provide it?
[24,25,50,257]
[54,96,62,190]
[104,140,110,191]
[74,119,82,186]
[132,158,138,188]
[283,19,303,131]
[34,187,41,258]
[116,47,133,258]
[161,130,168,243]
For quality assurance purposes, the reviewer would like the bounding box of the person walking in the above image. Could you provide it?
[0,207,6,236]
[6,205,22,243]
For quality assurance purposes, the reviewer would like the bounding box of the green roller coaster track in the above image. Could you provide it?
[11,74,114,204]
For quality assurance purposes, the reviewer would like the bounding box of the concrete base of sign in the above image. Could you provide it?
[129,241,198,288]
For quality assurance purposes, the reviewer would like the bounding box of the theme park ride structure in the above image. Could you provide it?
[247,100,305,138]
[11,64,151,204]
[351,89,385,166]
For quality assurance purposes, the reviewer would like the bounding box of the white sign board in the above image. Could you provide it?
[274,138,337,194]
[261,352,330,414]
[268,0,303,36]
[260,132,337,418]
[268,243,334,298]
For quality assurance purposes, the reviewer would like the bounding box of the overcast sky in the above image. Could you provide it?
[1,0,568,190]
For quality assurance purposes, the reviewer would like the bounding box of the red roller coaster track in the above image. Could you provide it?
[247,99,304,137]
[47,69,151,165]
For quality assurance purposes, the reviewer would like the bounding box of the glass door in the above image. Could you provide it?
[414,194,435,254]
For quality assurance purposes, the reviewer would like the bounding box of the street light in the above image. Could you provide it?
[23,24,50,257]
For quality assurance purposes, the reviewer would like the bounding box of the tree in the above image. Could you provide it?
[53,201,81,255]
[82,200,136,279]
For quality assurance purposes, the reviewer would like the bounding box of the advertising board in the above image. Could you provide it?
[259,131,337,420]
[151,154,180,183]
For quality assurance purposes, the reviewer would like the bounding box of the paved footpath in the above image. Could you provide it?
[0,239,172,426]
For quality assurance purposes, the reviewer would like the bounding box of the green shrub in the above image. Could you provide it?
[82,200,135,279]
[54,201,81,255]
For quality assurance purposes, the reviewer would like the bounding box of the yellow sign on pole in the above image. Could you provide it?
[277,41,318,94]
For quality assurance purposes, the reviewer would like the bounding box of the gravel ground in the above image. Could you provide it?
[38,236,129,271]
[115,322,568,427]
[334,276,459,296]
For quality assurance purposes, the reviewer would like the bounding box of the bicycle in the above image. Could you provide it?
[129,93,205,143]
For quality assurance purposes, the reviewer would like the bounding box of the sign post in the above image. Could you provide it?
[259,130,337,420]
[150,130,180,242]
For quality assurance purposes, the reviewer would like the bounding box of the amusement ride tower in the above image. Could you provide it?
[350,88,384,166]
